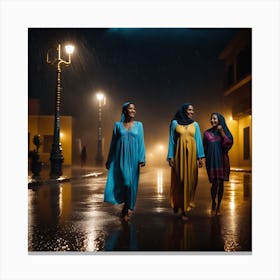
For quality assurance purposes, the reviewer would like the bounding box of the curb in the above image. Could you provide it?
[28,172,104,188]
[230,168,251,173]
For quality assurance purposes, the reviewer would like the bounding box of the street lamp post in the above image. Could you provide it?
[47,43,74,178]
[95,93,105,166]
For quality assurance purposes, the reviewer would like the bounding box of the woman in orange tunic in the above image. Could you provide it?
[167,103,205,220]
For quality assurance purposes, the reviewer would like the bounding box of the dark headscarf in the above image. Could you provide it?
[212,112,233,142]
[173,102,194,125]
[121,102,134,122]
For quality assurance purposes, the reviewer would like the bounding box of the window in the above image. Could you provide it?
[243,127,250,160]
[236,42,252,80]
[43,135,53,153]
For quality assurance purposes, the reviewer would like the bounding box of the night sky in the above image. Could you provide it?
[28,28,241,163]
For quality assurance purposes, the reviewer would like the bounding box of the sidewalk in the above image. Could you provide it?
[230,166,252,173]
[28,164,104,187]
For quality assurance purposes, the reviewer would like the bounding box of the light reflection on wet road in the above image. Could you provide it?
[28,166,251,252]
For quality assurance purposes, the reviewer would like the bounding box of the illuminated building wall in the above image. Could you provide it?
[28,115,73,165]
[219,29,252,169]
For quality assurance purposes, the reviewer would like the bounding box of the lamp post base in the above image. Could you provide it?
[50,149,64,178]
[96,138,104,167]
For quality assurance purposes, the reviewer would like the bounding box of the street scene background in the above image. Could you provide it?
[28,27,242,166]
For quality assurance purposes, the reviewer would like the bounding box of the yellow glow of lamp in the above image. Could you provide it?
[65,45,74,64]
[96,93,104,101]
[65,45,75,54]
[158,145,164,151]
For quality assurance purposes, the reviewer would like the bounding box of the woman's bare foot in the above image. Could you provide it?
[181,212,189,221]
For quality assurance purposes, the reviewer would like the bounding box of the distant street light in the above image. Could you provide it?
[157,144,164,151]
[155,144,166,167]
[47,43,74,177]
[95,92,105,166]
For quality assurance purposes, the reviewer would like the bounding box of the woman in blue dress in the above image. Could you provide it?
[203,113,233,215]
[104,102,146,221]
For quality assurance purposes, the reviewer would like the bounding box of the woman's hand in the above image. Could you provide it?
[217,125,223,132]
[168,158,174,167]
[217,125,226,137]
[198,158,203,168]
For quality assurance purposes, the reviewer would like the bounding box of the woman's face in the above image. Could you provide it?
[210,114,219,127]
[185,105,194,119]
[125,103,136,118]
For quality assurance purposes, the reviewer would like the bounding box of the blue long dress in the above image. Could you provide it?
[104,121,146,210]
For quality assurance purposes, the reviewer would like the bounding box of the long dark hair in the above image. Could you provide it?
[212,112,233,142]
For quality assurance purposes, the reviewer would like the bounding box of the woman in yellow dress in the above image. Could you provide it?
[167,103,204,220]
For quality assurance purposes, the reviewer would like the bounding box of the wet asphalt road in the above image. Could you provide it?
[28,165,251,253]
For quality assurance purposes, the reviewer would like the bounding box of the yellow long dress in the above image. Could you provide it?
[168,120,204,213]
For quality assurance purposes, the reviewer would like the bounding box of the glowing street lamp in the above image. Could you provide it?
[95,92,105,166]
[47,43,75,178]
[158,144,164,151]
[155,144,166,167]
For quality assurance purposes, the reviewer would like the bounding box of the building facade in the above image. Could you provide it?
[28,99,73,165]
[28,115,73,165]
[219,29,252,169]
